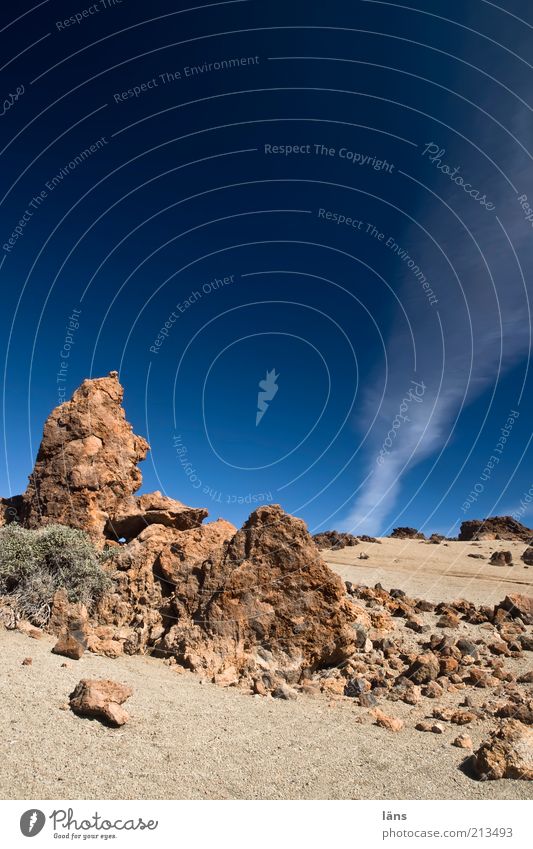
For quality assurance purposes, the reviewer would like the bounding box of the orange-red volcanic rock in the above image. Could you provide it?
[22,372,149,540]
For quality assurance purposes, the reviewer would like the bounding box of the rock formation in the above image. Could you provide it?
[459,516,532,542]
[22,372,149,539]
[4,371,533,781]
[9,372,360,687]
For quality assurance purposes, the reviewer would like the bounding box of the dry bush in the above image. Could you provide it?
[0,523,111,625]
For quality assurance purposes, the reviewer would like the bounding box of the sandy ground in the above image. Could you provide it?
[1,537,531,801]
[323,538,532,607]
[1,626,532,801]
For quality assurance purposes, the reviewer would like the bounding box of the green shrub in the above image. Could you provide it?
[0,523,111,626]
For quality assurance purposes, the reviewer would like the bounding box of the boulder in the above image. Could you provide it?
[105,491,208,542]
[459,517,532,542]
[69,679,133,726]
[521,547,533,566]
[473,720,533,780]
[453,735,473,749]
[21,372,149,540]
[489,550,513,567]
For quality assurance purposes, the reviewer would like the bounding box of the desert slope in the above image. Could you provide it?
[324,538,532,606]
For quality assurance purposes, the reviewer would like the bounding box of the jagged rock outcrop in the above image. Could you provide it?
[22,372,149,539]
[459,516,532,542]
[390,527,425,540]
[313,530,359,550]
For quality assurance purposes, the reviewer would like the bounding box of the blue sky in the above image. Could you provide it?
[1,0,532,535]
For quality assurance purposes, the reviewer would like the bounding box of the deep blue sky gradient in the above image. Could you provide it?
[1,0,532,535]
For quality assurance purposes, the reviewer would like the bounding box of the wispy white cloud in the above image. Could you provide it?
[345,39,532,534]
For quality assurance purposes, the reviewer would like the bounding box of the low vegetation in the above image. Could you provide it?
[0,523,111,625]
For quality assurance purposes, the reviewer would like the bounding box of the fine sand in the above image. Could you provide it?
[1,538,531,801]
[1,628,531,801]
[323,538,532,607]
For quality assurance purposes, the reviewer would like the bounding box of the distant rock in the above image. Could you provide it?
[69,679,133,727]
[459,516,532,543]
[390,527,425,540]
[312,531,359,550]
[428,533,445,544]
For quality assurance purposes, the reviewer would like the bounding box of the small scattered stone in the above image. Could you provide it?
[450,710,477,725]
[416,720,444,734]
[344,677,369,698]
[457,639,481,658]
[272,683,298,701]
[359,692,377,707]
[52,628,87,660]
[405,653,440,684]
[437,612,460,628]
[453,734,473,749]
[371,708,404,732]
[422,681,444,699]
